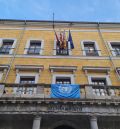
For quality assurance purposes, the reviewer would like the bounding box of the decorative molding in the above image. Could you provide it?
[49,66,77,73]
[0,54,120,60]
[15,65,44,73]
[0,65,9,70]
[82,66,110,74]
[2,27,120,33]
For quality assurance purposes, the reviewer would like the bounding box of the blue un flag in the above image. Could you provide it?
[51,84,80,98]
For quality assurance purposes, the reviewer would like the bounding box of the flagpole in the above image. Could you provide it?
[53,13,55,30]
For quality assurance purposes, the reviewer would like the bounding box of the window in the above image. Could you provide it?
[24,39,44,55]
[116,68,120,76]
[15,73,38,95]
[52,74,74,84]
[81,41,101,56]
[15,73,39,84]
[0,39,15,54]
[28,41,41,55]
[88,75,112,86]
[108,42,120,56]
[20,76,35,84]
[56,77,71,84]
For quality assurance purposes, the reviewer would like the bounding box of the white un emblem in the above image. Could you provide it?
[59,85,72,94]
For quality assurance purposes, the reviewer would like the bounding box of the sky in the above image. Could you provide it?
[0,0,120,22]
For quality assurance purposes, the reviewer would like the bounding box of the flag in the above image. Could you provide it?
[51,84,80,98]
[68,30,74,49]
[62,30,67,49]
[59,32,63,48]
[55,31,60,46]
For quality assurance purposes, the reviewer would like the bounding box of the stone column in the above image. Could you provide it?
[32,116,41,129]
[90,116,99,129]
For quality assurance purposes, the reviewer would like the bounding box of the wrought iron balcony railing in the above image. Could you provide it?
[0,48,14,54]
[0,83,120,100]
[24,48,43,55]
[56,48,69,55]
[111,50,120,56]
[84,50,100,56]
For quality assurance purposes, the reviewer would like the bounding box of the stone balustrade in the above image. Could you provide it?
[0,83,120,100]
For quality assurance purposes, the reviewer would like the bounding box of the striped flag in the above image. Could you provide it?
[55,31,60,46]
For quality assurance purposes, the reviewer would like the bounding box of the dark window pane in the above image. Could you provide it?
[20,77,35,84]
[91,78,107,85]
[56,77,71,84]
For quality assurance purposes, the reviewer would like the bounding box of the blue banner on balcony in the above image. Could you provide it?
[51,84,80,98]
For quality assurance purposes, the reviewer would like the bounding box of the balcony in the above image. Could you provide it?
[0,83,120,100]
[56,48,69,55]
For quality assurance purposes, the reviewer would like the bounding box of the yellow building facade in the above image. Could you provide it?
[0,20,120,129]
[0,20,120,86]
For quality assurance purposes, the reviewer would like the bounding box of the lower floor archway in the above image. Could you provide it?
[54,125,75,129]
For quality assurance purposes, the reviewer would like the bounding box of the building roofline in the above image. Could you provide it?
[0,19,120,28]
[0,18,120,24]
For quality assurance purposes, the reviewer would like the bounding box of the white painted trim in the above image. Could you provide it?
[0,54,115,60]
[0,72,3,81]
[68,41,72,55]
[49,66,77,73]
[0,39,3,48]
[107,41,120,56]
[2,27,120,33]
[24,38,44,55]
[52,74,75,84]
[15,73,39,84]
[9,39,17,54]
[81,40,101,56]
[88,75,112,85]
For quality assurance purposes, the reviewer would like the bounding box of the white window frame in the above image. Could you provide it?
[107,41,120,56]
[53,39,72,56]
[15,73,39,84]
[24,39,44,55]
[52,74,75,84]
[88,75,112,85]
[0,72,3,81]
[0,38,17,54]
[81,40,101,56]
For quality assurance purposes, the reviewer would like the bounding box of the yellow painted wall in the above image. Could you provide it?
[0,25,120,85]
